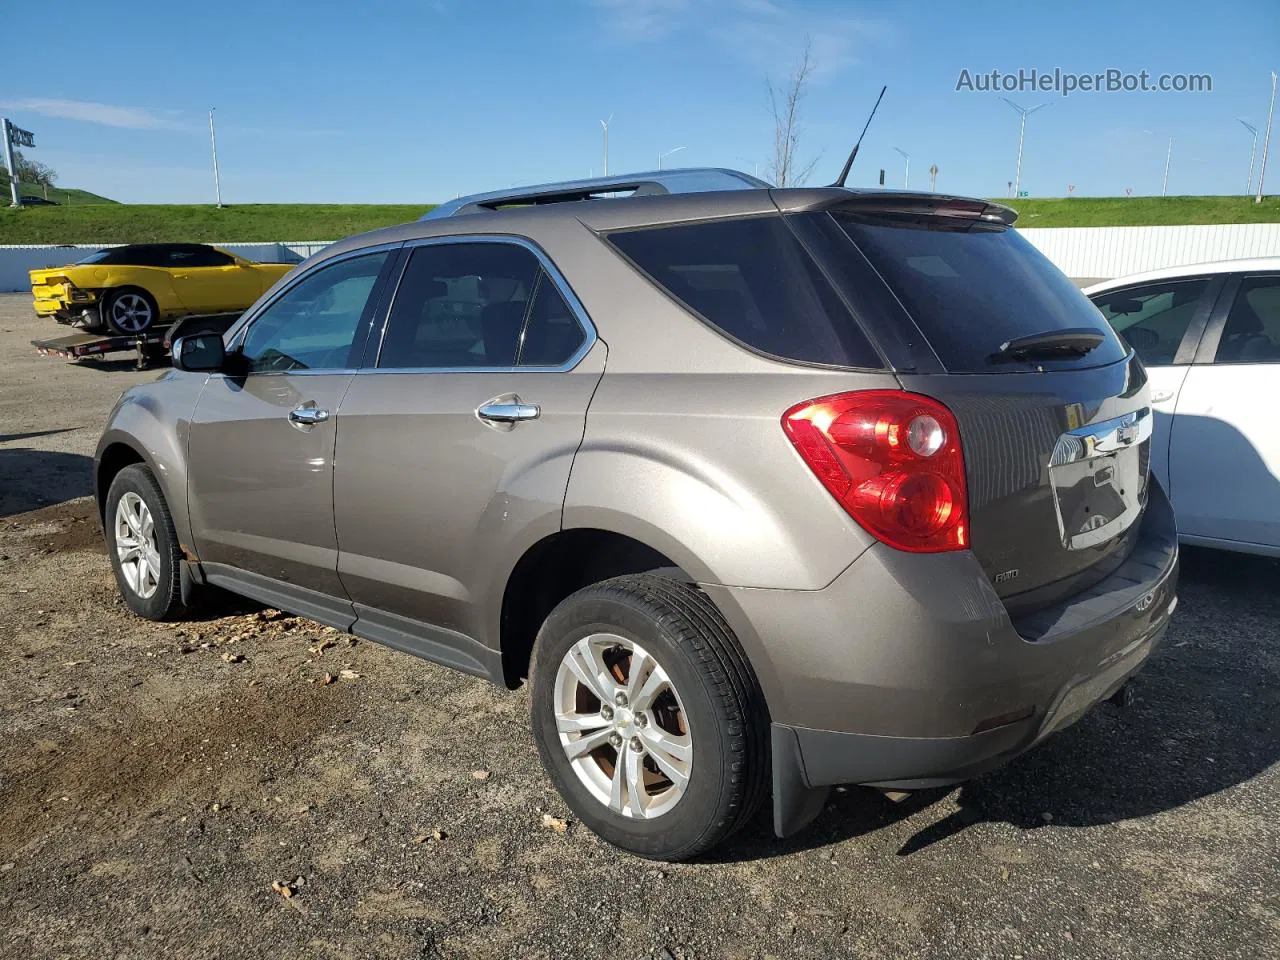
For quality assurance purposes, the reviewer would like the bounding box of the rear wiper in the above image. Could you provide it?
[989,327,1106,363]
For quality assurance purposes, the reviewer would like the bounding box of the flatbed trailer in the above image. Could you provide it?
[33,329,170,369]
[31,313,240,370]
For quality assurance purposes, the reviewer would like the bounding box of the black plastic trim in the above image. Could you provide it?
[201,563,357,631]
[770,724,831,838]
[351,603,502,683]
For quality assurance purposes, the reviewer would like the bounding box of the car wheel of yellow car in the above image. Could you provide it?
[105,289,158,335]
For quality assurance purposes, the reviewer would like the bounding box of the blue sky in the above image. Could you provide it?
[2,0,1277,204]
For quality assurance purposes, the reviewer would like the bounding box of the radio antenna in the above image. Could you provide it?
[833,85,887,187]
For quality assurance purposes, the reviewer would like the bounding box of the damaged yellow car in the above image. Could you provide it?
[31,243,296,334]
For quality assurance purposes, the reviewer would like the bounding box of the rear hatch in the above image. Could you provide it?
[791,196,1151,612]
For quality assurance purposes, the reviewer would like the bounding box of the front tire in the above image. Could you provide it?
[530,574,769,861]
[105,464,187,620]
[104,289,158,335]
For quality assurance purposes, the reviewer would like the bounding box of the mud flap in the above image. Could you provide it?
[771,724,830,838]
[179,560,202,606]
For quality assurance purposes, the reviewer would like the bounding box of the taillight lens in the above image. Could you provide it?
[782,390,969,552]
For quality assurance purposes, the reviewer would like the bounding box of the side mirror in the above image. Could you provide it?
[172,333,226,372]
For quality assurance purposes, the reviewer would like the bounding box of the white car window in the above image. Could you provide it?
[1214,278,1280,364]
[1092,279,1209,366]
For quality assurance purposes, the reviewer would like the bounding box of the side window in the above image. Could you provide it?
[239,252,388,373]
[126,247,170,267]
[1214,277,1280,364]
[608,216,881,368]
[518,274,588,366]
[379,243,540,369]
[179,246,234,267]
[1091,279,1209,366]
[165,247,202,267]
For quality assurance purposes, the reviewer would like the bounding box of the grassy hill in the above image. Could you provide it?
[0,194,1276,246]
[0,173,117,207]
[1002,195,1280,228]
[0,203,428,244]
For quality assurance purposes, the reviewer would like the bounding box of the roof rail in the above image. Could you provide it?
[421,167,770,220]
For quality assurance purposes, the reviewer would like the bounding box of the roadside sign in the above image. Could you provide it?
[9,125,34,148]
[1018,190,1029,198]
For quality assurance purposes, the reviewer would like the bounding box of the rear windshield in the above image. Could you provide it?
[606,216,882,368]
[832,212,1127,373]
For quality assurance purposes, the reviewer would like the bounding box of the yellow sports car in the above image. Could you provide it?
[31,243,296,335]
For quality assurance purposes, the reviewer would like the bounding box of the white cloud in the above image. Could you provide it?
[592,0,694,41]
[592,0,887,79]
[0,98,169,130]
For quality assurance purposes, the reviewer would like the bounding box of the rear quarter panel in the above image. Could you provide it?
[519,214,890,591]
[81,265,185,315]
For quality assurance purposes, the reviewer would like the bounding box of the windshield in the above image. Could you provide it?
[832,212,1128,373]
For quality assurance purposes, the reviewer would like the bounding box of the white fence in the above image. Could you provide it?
[0,242,331,292]
[1019,223,1280,281]
[2,223,1280,292]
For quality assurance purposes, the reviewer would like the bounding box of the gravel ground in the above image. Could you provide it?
[1,293,1277,959]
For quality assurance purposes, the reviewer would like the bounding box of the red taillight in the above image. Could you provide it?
[782,390,969,553]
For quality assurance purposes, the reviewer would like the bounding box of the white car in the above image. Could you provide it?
[1085,259,1280,557]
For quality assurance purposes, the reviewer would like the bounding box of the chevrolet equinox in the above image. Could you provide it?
[95,169,1179,860]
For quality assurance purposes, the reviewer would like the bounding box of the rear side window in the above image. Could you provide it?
[607,216,882,368]
[833,213,1128,373]
[1214,277,1280,364]
[1091,279,1209,366]
[379,242,587,369]
[171,245,235,267]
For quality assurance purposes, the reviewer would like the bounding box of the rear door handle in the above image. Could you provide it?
[1151,390,1174,403]
[289,405,330,426]
[476,400,540,424]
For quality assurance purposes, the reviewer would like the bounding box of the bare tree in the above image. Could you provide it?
[768,39,821,187]
[10,150,58,198]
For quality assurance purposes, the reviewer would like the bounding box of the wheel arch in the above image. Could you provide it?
[95,439,148,524]
[497,527,699,690]
[95,383,202,557]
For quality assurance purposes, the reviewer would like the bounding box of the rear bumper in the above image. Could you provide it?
[704,479,1179,836]
[34,292,97,320]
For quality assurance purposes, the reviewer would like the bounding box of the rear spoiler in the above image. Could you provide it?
[773,188,1019,226]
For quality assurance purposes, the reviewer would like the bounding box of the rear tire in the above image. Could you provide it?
[529,573,769,861]
[104,288,158,335]
[105,464,188,621]
[77,308,105,333]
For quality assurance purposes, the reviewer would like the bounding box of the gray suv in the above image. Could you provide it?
[95,169,1179,860]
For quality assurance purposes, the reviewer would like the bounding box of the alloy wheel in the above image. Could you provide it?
[114,492,161,599]
[553,633,693,819]
[110,293,153,332]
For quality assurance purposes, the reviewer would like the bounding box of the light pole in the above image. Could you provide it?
[1000,98,1049,198]
[1239,118,1259,195]
[1162,137,1173,197]
[735,156,761,178]
[208,108,222,208]
[600,114,612,177]
[658,146,686,170]
[1256,71,1277,205]
[893,147,910,188]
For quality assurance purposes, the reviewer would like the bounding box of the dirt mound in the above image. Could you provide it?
[8,498,103,555]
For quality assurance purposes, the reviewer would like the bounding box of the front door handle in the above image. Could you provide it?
[476,400,540,424]
[289,405,330,426]
[1151,389,1174,403]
